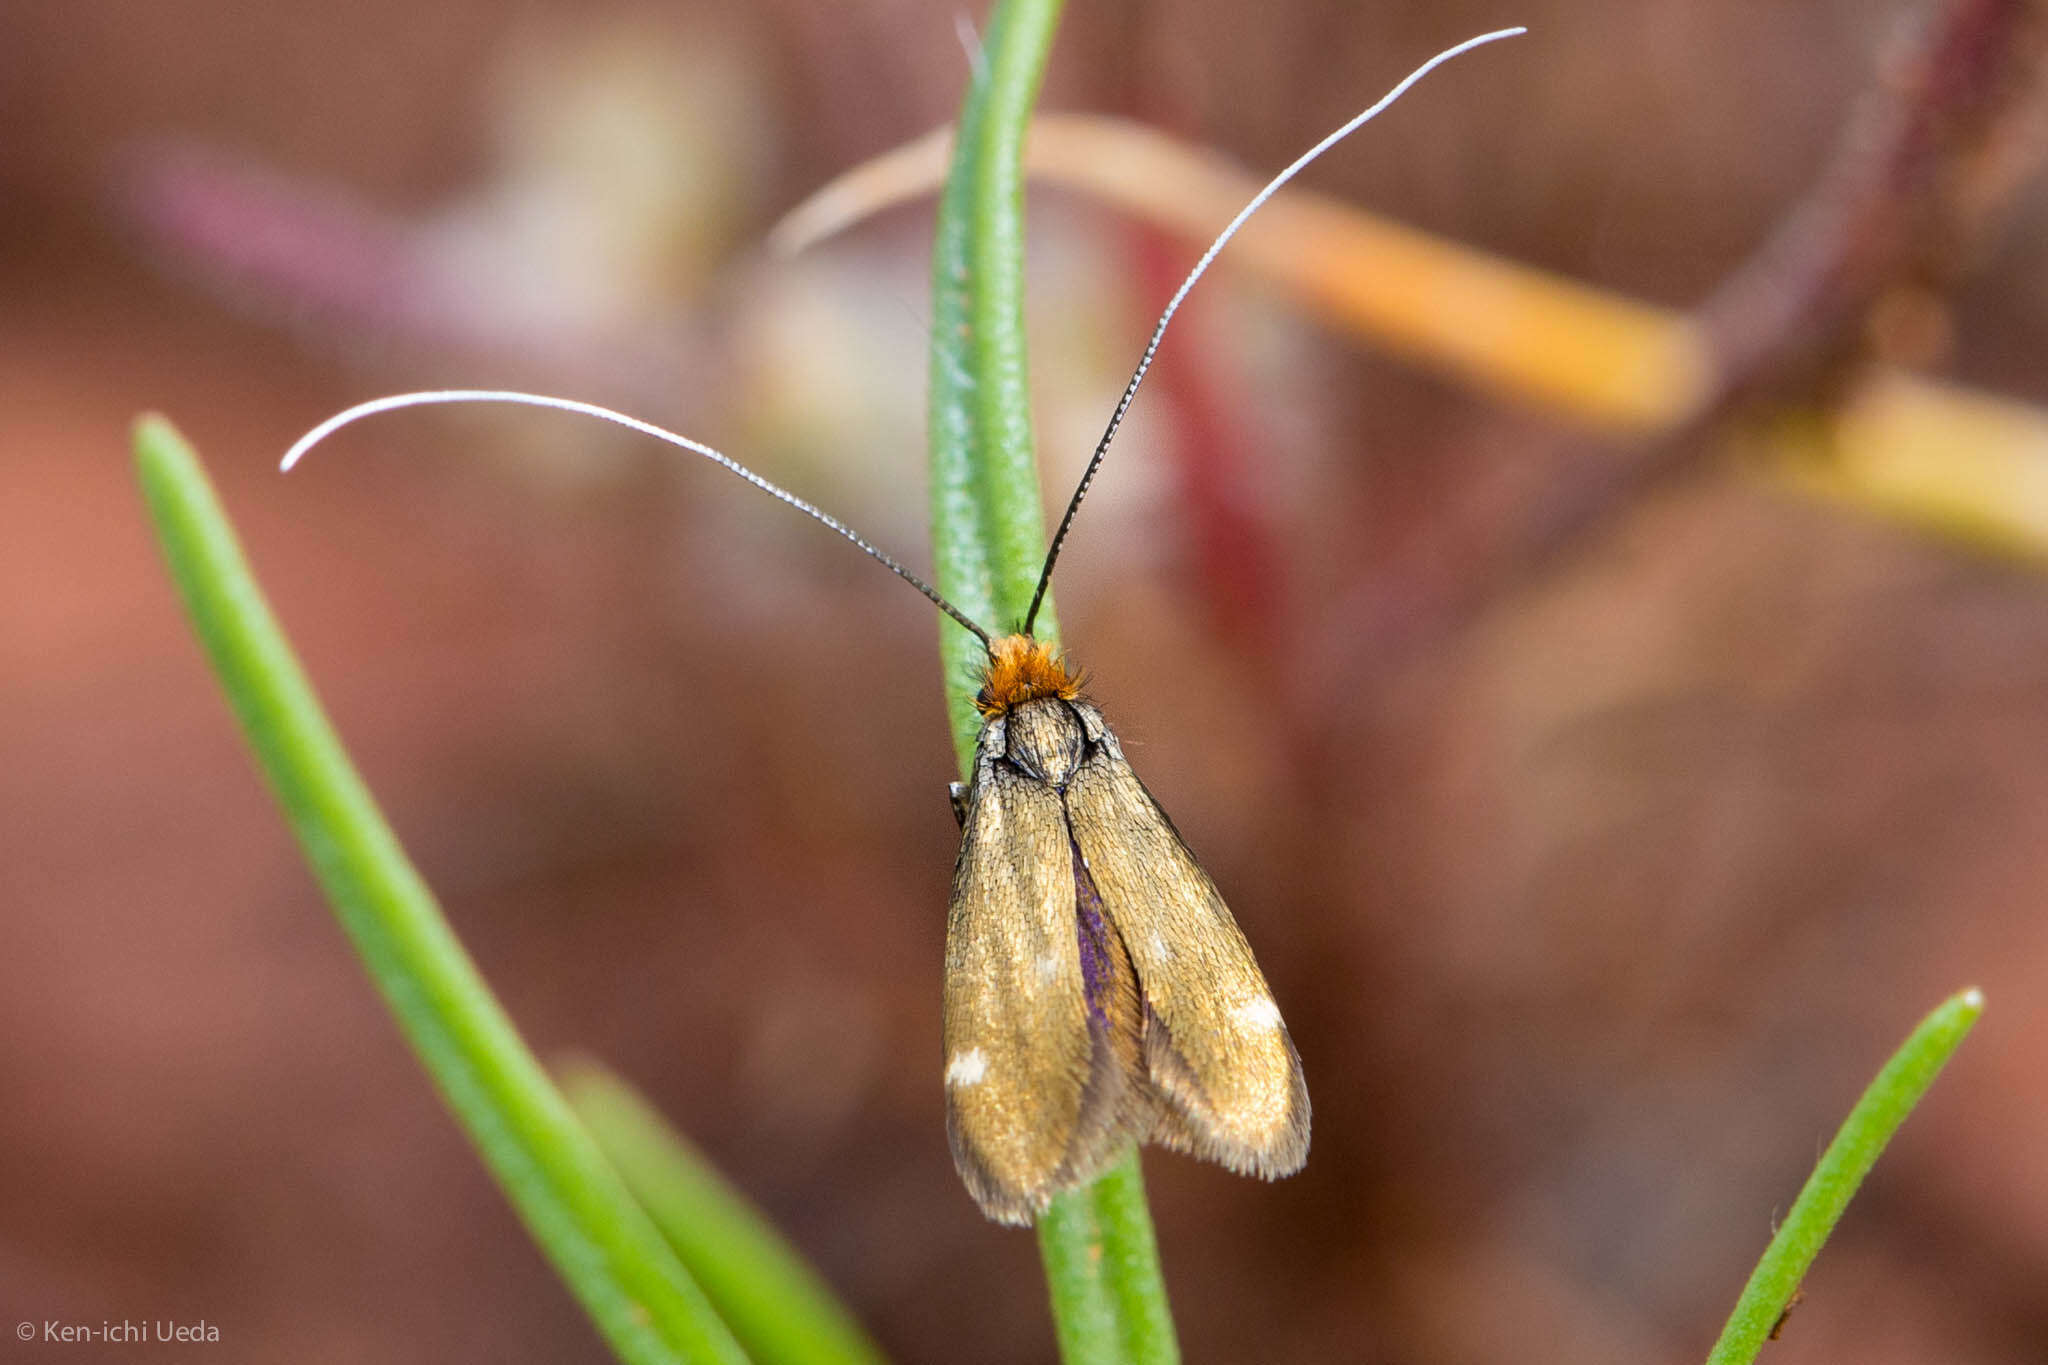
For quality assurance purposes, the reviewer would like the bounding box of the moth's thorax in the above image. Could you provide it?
[974,634,1081,718]
[997,696,1089,786]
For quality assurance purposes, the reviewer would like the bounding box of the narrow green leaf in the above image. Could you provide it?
[563,1063,891,1365]
[1704,987,1984,1365]
[923,2,1181,1360]
[133,415,749,1365]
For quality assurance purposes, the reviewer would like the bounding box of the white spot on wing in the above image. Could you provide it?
[946,1048,988,1088]
[1232,997,1284,1030]
[1036,953,1062,981]
[1149,933,1170,960]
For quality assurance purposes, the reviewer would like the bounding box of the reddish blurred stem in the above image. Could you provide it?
[115,139,701,418]
[1132,222,1290,662]
[1314,0,2048,694]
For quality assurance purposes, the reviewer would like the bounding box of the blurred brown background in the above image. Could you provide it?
[5,1,2046,1362]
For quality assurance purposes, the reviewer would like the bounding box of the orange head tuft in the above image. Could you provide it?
[974,634,1082,717]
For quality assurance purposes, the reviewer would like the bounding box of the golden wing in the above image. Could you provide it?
[944,729,1146,1224]
[1063,702,1311,1178]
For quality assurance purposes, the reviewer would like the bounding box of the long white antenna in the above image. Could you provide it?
[280,30,1523,654]
[282,390,994,646]
[1021,25,1526,634]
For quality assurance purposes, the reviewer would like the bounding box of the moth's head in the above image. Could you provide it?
[974,634,1082,717]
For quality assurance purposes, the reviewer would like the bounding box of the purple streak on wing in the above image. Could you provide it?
[1071,838,1114,1031]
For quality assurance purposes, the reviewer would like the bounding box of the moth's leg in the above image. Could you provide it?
[948,782,969,829]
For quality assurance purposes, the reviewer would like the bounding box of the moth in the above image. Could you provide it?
[941,631,1308,1223]
[282,30,1521,1226]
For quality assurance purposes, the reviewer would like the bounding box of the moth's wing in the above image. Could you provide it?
[1064,706,1310,1177]
[944,743,1130,1224]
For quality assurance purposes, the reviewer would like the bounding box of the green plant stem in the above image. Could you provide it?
[1704,987,1984,1365]
[1037,1151,1180,1365]
[134,416,748,1365]
[928,0,1065,761]
[563,1063,889,1365]
[924,2,1180,1361]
